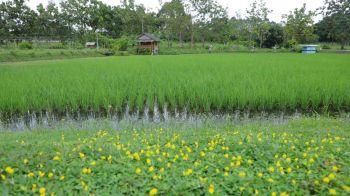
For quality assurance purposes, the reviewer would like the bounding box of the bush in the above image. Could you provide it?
[19,42,33,50]
[113,37,132,52]
[322,44,331,49]
[285,39,298,49]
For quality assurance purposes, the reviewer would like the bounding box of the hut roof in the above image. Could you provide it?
[138,33,160,43]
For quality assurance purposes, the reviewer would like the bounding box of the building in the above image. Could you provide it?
[85,42,96,49]
[137,33,160,55]
[301,45,318,54]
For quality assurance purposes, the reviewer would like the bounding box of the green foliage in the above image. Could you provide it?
[0,53,349,114]
[19,42,33,50]
[0,118,349,194]
[321,44,331,49]
[112,37,132,52]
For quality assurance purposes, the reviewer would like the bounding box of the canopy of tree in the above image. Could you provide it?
[0,0,348,49]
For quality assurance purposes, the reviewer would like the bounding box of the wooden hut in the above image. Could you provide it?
[137,33,160,54]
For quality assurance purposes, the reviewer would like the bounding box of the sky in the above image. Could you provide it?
[25,0,325,22]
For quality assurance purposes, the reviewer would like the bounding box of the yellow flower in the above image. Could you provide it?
[79,152,85,158]
[200,151,206,157]
[332,166,339,172]
[39,171,45,178]
[280,192,289,196]
[1,174,6,181]
[267,178,274,183]
[135,168,142,174]
[53,156,60,161]
[208,184,215,194]
[247,160,253,164]
[5,166,14,175]
[329,189,336,195]
[90,160,96,166]
[238,171,246,178]
[39,187,46,195]
[268,166,275,173]
[133,152,140,160]
[328,173,336,180]
[28,172,35,177]
[323,177,330,183]
[82,168,91,174]
[48,172,54,179]
[183,169,193,176]
[314,180,320,185]
[257,172,263,177]
[255,189,259,195]
[287,167,292,173]
[147,159,152,165]
[342,186,350,192]
[224,172,229,176]
[32,184,37,192]
[24,159,29,165]
[148,166,154,173]
[59,176,65,181]
[271,192,277,196]
[149,188,158,196]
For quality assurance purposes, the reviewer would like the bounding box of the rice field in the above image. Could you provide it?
[0,53,349,117]
[0,118,349,195]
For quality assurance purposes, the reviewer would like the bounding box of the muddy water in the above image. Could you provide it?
[0,104,349,131]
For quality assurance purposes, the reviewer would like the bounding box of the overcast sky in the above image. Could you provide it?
[25,0,324,22]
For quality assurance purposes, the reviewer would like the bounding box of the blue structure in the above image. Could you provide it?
[301,45,318,54]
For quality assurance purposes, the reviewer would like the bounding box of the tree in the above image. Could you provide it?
[262,22,284,48]
[159,0,191,47]
[283,4,316,44]
[246,0,272,48]
[186,0,227,47]
[322,0,350,49]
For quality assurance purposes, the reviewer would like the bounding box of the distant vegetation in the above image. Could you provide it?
[0,53,349,116]
[0,0,349,52]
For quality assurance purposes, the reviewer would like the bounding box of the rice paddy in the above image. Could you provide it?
[0,53,349,119]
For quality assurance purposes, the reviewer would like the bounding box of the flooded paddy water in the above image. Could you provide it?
[1,104,349,131]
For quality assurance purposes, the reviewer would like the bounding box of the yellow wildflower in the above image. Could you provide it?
[1,174,6,181]
[24,159,29,165]
[208,184,215,194]
[329,189,336,195]
[135,168,142,174]
[342,186,350,192]
[268,166,275,173]
[257,172,263,177]
[148,166,154,173]
[82,168,91,174]
[39,171,45,178]
[59,176,65,181]
[323,177,330,183]
[48,172,54,179]
[147,159,152,165]
[53,156,60,161]
[238,171,246,178]
[183,168,193,176]
[329,173,336,180]
[90,160,96,166]
[28,172,35,177]
[39,187,46,195]
[32,184,37,192]
[5,166,14,175]
[79,152,85,158]
[280,192,289,196]
[149,188,158,196]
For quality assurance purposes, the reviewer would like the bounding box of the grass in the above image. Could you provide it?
[0,118,349,195]
[0,49,106,63]
[0,53,349,116]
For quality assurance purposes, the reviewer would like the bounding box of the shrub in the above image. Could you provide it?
[322,44,331,49]
[19,42,33,50]
[113,37,132,52]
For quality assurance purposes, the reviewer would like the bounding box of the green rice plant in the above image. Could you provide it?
[0,53,349,116]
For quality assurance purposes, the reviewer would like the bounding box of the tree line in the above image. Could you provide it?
[0,0,349,49]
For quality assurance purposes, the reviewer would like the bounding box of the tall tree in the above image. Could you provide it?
[283,4,316,44]
[246,0,272,48]
[322,0,350,49]
[187,0,227,47]
[159,0,191,47]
